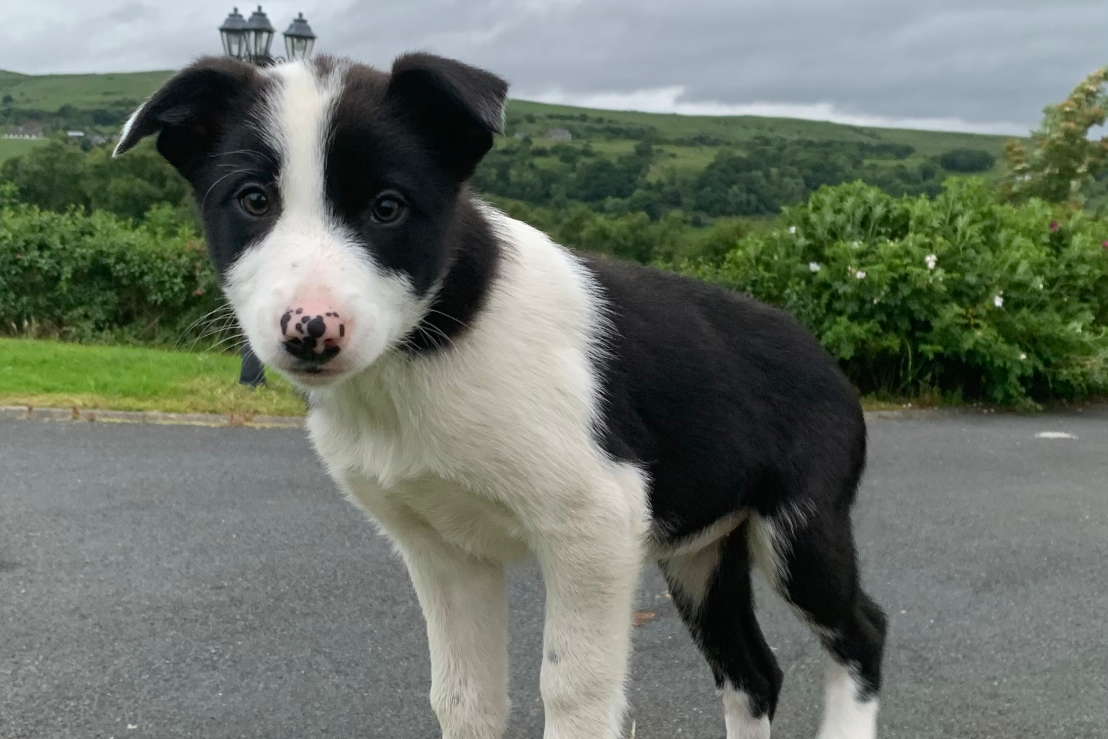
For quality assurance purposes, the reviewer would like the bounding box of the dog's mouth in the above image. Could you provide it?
[284,363,348,386]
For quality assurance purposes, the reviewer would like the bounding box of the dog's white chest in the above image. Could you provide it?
[360,471,530,562]
[307,399,534,563]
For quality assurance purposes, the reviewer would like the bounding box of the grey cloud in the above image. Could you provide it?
[2,0,1103,132]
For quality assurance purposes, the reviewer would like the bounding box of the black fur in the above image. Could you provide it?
[324,62,502,350]
[662,524,785,718]
[119,52,886,724]
[115,57,279,274]
[581,255,885,714]
[581,256,867,537]
[115,55,503,351]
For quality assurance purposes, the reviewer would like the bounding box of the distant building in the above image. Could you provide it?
[66,130,85,139]
[89,134,111,146]
[4,125,45,139]
[546,127,573,142]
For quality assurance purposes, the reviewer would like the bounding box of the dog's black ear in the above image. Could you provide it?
[386,53,508,180]
[114,57,258,176]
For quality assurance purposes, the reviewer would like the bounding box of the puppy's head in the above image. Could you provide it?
[115,54,507,387]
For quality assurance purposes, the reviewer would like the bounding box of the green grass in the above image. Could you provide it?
[0,137,46,164]
[0,338,923,416]
[1,68,1018,180]
[499,99,1017,180]
[506,99,1017,155]
[0,338,305,416]
[0,69,172,112]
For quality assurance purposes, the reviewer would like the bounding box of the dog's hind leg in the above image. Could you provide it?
[750,503,887,739]
[659,524,783,739]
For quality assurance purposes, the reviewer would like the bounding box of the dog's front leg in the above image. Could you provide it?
[532,492,647,739]
[372,500,510,739]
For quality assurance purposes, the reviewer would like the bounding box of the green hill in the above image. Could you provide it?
[1,68,1021,219]
[500,99,1014,180]
[0,69,172,113]
[1,68,1015,162]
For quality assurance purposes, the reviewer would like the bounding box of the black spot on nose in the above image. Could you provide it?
[306,315,327,338]
[283,336,340,365]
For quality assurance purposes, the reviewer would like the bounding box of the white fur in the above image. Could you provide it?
[303,213,650,739]
[747,502,811,591]
[749,504,839,646]
[722,688,772,739]
[657,542,722,610]
[225,60,423,383]
[817,660,878,739]
[112,102,145,157]
[653,511,747,559]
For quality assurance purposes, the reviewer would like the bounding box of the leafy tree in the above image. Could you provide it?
[0,141,90,212]
[1003,67,1108,206]
[84,143,192,223]
[939,148,996,173]
[1,138,193,224]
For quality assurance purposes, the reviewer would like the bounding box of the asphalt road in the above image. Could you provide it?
[2,409,1106,739]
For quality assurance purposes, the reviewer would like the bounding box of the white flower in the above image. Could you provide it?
[852,240,862,249]
[789,226,797,234]
[809,262,821,273]
[855,270,867,279]
[925,254,938,270]
[993,294,1004,308]
[1020,352,1027,361]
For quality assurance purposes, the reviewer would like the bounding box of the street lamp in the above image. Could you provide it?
[218,6,316,66]
[283,13,316,61]
[218,7,248,60]
[244,6,275,62]
[220,7,319,386]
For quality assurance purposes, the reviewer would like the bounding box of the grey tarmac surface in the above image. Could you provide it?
[2,409,1106,739]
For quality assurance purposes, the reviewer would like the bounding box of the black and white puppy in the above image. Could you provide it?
[115,54,887,739]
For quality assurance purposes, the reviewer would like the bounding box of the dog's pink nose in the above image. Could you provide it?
[279,300,349,365]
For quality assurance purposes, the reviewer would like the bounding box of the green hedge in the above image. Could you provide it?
[4,178,1108,406]
[684,179,1108,405]
[0,190,222,345]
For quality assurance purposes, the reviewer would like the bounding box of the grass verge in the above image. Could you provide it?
[0,338,305,416]
[0,338,926,417]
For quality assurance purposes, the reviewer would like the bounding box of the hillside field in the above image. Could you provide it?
[1,67,1017,180]
[0,138,45,164]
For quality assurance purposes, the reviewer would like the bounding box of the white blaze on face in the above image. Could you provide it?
[224,60,420,384]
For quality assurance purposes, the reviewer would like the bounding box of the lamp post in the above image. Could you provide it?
[220,7,318,386]
[283,13,317,60]
[219,6,316,67]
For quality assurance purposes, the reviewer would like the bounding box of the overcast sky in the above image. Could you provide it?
[2,0,1104,134]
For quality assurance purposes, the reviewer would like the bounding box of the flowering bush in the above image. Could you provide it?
[1003,67,1108,207]
[0,194,223,344]
[684,179,1108,405]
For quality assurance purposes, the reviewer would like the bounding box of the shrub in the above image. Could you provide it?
[1004,67,1108,206]
[684,179,1108,405]
[1,138,193,225]
[0,140,90,213]
[938,148,997,173]
[0,196,223,344]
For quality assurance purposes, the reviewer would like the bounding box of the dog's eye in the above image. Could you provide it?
[239,189,270,217]
[370,193,406,224]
